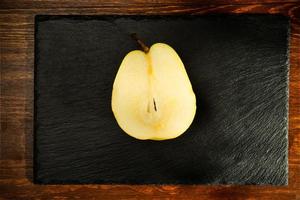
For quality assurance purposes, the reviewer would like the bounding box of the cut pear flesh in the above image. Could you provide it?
[111,43,196,140]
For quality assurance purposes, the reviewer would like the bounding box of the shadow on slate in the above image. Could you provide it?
[34,15,289,185]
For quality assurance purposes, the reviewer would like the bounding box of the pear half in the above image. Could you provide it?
[112,38,196,140]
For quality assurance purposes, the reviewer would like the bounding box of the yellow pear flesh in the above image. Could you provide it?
[111,43,196,140]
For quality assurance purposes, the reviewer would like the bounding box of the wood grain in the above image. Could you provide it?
[1,0,300,9]
[1,1,300,199]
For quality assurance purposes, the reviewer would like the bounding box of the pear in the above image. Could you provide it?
[111,34,196,140]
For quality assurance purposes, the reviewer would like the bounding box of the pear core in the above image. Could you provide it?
[111,43,196,140]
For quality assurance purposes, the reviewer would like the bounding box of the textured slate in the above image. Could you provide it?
[34,15,289,185]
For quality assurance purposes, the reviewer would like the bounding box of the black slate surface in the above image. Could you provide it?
[34,15,289,185]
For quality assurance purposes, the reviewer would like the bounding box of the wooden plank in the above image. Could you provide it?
[0,177,299,199]
[1,0,300,10]
[0,4,298,15]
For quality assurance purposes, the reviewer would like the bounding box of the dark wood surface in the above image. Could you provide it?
[1,1,300,199]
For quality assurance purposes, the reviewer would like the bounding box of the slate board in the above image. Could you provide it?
[34,15,289,185]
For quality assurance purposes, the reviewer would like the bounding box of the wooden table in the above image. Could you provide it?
[1,1,299,199]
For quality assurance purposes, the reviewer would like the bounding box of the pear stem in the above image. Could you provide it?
[131,33,149,53]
